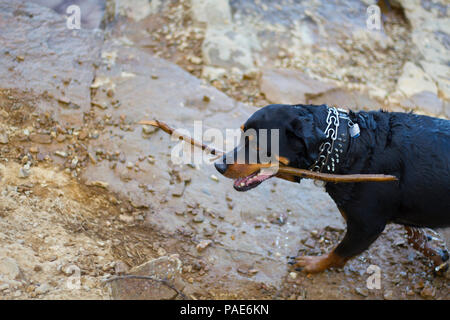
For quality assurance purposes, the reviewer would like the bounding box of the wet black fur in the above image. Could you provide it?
[216,104,450,260]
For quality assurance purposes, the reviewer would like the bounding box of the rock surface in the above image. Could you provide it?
[260,68,337,105]
[82,37,343,293]
[110,255,184,300]
[0,1,103,126]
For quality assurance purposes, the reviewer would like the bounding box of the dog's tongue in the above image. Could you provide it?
[233,167,277,191]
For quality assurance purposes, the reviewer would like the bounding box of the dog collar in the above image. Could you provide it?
[310,106,359,173]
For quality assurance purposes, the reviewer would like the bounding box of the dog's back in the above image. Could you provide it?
[388,113,450,227]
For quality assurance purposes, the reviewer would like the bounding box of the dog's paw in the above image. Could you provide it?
[288,255,332,274]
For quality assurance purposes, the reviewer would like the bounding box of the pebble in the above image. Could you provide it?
[35,283,50,295]
[114,260,128,274]
[196,240,212,252]
[78,129,89,140]
[54,151,68,158]
[70,157,79,169]
[87,181,109,189]
[383,289,394,300]
[193,216,204,223]
[142,125,157,135]
[56,134,66,142]
[18,165,31,178]
[119,215,134,224]
[289,272,297,280]
[30,133,52,144]
[355,287,369,297]
[0,133,8,144]
[175,210,185,216]
[420,286,436,299]
[157,247,167,256]
[0,283,9,291]
[0,110,9,118]
[0,257,20,280]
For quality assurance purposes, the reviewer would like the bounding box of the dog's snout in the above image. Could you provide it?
[214,162,228,175]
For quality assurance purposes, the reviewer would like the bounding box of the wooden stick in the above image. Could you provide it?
[138,120,223,156]
[138,119,398,183]
[277,166,397,183]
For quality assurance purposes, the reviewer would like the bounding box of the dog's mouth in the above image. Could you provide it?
[233,167,277,192]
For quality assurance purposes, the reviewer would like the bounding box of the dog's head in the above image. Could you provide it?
[214,104,327,191]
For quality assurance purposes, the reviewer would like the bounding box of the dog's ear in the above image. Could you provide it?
[288,113,326,162]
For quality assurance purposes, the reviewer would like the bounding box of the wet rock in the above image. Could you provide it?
[397,62,437,98]
[260,68,337,105]
[444,101,450,119]
[397,0,449,66]
[0,257,20,280]
[110,255,184,300]
[191,0,232,27]
[0,0,103,126]
[420,61,450,101]
[308,87,380,111]
[81,38,343,294]
[32,0,105,29]
[110,0,160,22]
[400,91,443,116]
[202,27,256,71]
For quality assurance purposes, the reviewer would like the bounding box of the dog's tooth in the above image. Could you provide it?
[240,182,245,187]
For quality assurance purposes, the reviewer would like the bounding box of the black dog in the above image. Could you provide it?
[214,104,450,273]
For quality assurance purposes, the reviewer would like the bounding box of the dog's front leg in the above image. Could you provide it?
[290,214,387,273]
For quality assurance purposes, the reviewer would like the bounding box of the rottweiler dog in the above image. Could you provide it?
[214,104,450,273]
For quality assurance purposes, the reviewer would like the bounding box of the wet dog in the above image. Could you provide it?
[214,104,450,273]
